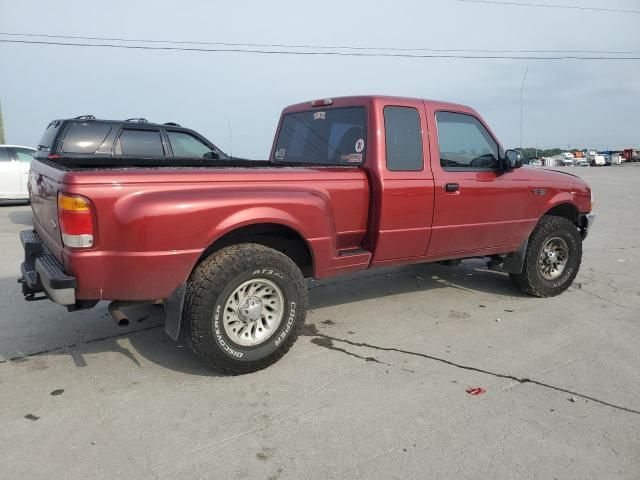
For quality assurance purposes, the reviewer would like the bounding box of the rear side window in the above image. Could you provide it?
[167,131,213,157]
[273,107,366,165]
[15,148,35,164]
[436,112,499,170]
[61,123,112,154]
[384,107,423,171]
[37,121,61,152]
[118,129,164,157]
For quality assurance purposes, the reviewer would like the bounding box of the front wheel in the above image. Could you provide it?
[509,215,582,297]
[183,244,308,374]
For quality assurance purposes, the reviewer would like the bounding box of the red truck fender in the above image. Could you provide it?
[164,206,324,340]
[502,191,583,275]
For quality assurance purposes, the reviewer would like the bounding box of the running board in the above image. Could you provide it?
[338,247,370,257]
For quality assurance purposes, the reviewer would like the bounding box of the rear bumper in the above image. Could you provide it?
[579,213,595,240]
[20,230,77,305]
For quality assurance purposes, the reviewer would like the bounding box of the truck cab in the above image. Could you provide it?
[272,96,590,266]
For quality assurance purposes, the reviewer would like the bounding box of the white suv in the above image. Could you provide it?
[0,145,35,201]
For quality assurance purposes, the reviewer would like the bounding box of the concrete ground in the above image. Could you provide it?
[1,165,639,480]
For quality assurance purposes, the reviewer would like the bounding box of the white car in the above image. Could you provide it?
[0,145,35,201]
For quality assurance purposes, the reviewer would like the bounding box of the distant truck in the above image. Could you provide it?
[559,152,575,166]
[587,150,605,167]
[19,96,594,374]
[623,149,640,162]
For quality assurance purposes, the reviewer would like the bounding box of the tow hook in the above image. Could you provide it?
[18,276,47,301]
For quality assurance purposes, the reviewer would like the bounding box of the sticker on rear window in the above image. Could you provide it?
[313,111,326,120]
[355,138,365,153]
[341,153,363,163]
[275,148,286,160]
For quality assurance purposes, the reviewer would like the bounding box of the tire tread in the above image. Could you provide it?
[510,215,582,297]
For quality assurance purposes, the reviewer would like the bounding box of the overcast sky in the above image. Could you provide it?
[1,0,639,157]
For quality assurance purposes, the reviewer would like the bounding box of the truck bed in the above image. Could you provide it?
[28,157,371,301]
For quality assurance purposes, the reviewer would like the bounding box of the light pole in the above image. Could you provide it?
[520,67,528,149]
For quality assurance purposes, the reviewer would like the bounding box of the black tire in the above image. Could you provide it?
[183,244,308,374]
[509,215,582,297]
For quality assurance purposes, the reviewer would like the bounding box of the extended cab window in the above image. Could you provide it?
[436,112,499,170]
[384,107,423,171]
[273,107,366,165]
[167,131,214,158]
[61,123,112,154]
[117,129,164,157]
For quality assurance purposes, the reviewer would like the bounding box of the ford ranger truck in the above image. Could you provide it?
[19,96,595,374]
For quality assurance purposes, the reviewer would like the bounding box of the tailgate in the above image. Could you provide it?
[28,159,65,262]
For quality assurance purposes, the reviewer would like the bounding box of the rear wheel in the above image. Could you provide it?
[183,244,308,374]
[509,215,582,297]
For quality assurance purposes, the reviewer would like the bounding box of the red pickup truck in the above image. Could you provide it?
[20,96,594,374]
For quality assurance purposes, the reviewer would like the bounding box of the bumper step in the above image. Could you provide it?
[20,230,77,306]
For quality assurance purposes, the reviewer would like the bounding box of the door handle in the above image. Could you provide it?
[443,183,460,193]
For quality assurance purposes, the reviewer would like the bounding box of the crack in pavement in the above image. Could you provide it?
[577,287,634,310]
[5,320,639,416]
[0,324,163,364]
[310,336,389,365]
[302,324,640,416]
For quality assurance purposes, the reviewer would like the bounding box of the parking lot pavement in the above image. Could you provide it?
[1,166,639,480]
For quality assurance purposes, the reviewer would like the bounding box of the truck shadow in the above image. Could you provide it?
[0,259,523,377]
[308,258,524,310]
[0,277,215,376]
[8,209,33,226]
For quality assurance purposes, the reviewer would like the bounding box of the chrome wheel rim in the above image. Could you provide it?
[222,278,284,347]
[538,236,569,280]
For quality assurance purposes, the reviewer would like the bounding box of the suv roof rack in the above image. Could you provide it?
[74,115,96,120]
[163,122,182,127]
[125,118,149,123]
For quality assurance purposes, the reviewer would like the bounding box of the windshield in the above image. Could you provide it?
[273,107,366,165]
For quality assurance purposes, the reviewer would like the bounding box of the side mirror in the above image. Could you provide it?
[504,149,524,169]
[203,151,220,160]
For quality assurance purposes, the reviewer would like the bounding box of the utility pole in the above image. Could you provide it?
[519,67,528,149]
[0,100,5,144]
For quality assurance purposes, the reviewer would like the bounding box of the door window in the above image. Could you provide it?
[0,148,11,163]
[384,107,423,171]
[167,131,214,158]
[436,112,499,170]
[117,129,164,156]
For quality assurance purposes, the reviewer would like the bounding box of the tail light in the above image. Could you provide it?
[58,193,95,248]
